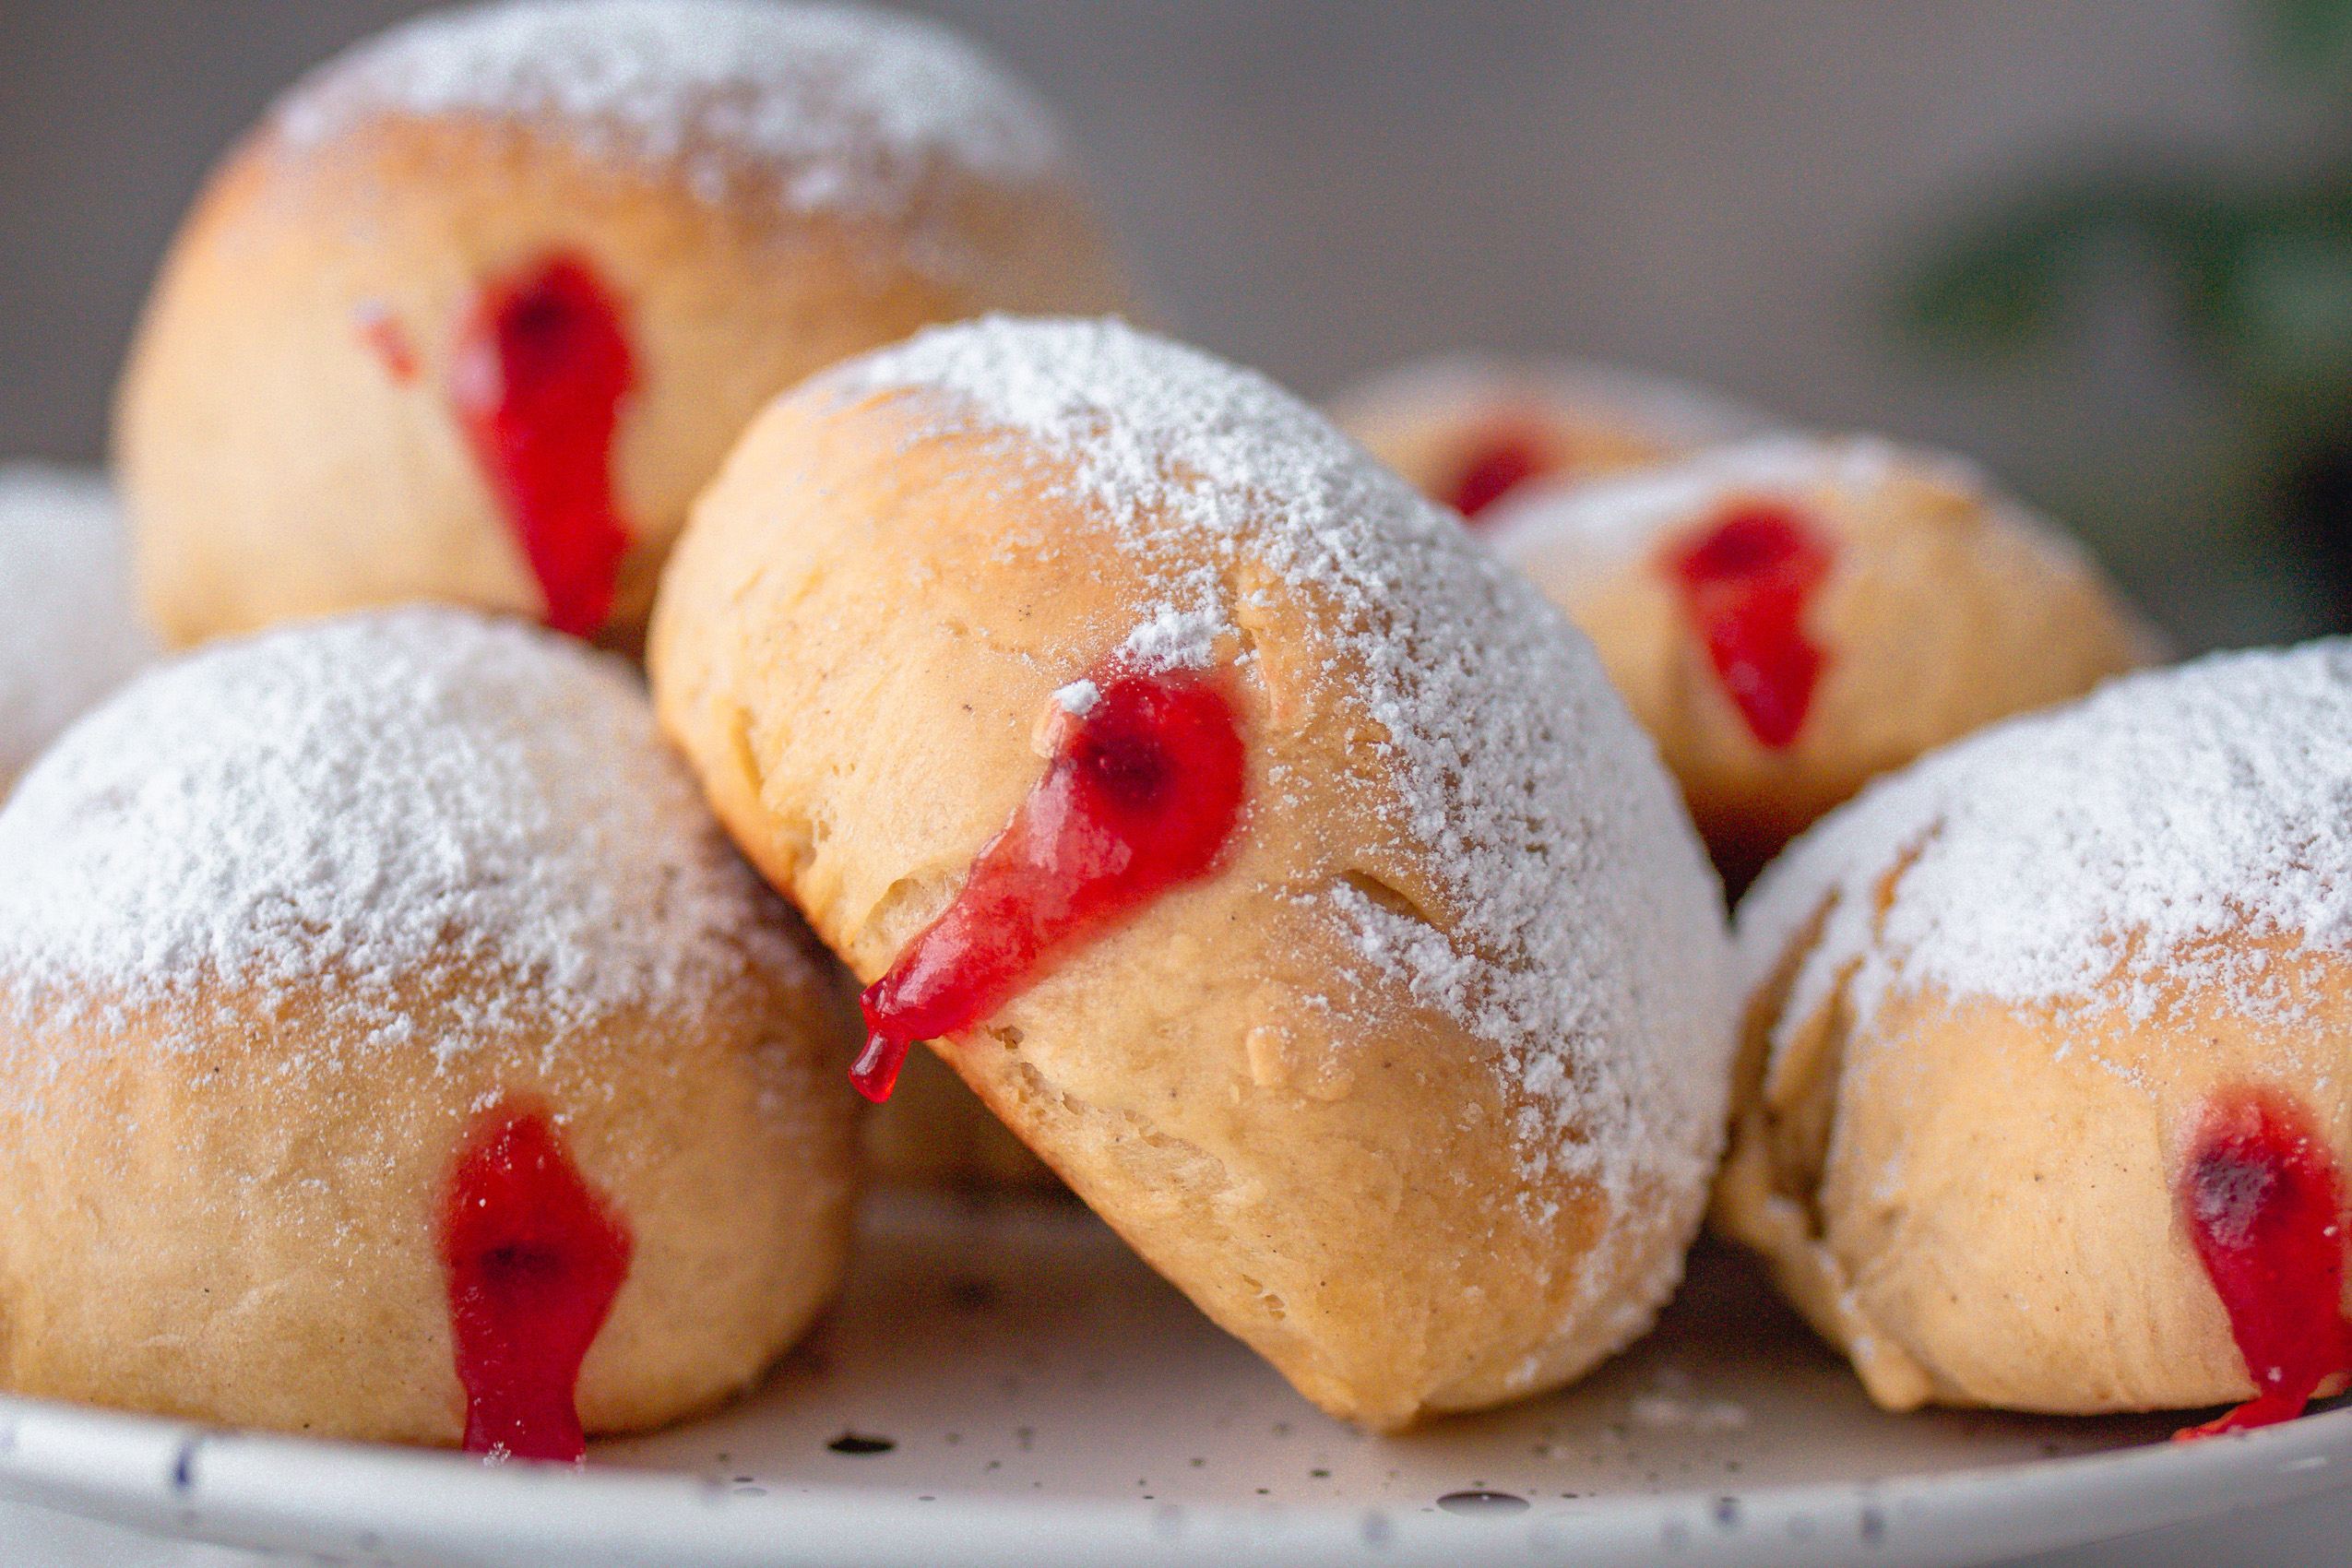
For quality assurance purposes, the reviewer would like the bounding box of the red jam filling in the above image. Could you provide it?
[355,304,418,383]
[1443,432,1550,522]
[450,255,636,638]
[1664,504,1834,750]
[442,1102,633,1463]
[849,666,1247,1103]
[2174,1086,2352,1439]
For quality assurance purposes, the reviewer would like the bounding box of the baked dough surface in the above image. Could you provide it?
[1488,437,2156,885]
[1721,641,2352,1414]
[0,607,860,1443]
[117,0,1135,650]
[653,315,1737,1430]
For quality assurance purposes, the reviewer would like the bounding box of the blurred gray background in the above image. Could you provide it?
[7,0,2351,650]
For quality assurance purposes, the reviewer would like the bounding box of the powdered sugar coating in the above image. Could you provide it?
[1482,434,2104,600]
[1485,435,1892,579]
[0,464,156,784]
[275,0,1063,216]
[830,319,1735,1277]
[1739,640,2352,1061]
[0,607,809,1069]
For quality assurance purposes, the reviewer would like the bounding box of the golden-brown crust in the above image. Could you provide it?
[0,941,861,1444]
[1716,928,2352,1415]
[0,606,865,1443]
[1714,636,2352,1419]
[1497,445,2156,889]
[116,104,1134,649]
[651,354,1730,1430]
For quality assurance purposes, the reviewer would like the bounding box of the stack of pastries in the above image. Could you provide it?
[1,0,2339,1465]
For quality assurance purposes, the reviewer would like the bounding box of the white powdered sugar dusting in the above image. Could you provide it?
[275,0,1063,217]
[1487,434,1993,589]
[1739,640,2352,1063]
[0,464,156,782]
[0,607,807,1073]
[1117,605,1229,671]
[828,318,1734,1277]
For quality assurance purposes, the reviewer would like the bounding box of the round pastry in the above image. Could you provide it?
[116,0,1137,653]
[0,463,155,790]
[1484,436,2159,891]
[1720,640,2352,1432]
[0,606,859,1454]
[1325,353,1776,523]
[651,315,1736,1431]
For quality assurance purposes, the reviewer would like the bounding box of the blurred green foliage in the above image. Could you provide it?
[1902,0,2352,629]
[1907,172,2352,445]
[2269,0,2352,75]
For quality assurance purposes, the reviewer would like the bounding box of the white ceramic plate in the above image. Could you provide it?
[0,1190,2345,1567]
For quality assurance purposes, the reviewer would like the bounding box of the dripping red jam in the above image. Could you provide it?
[2174,1086,2352,1439]
[450,254,636,638]
[442,1101,633,1462]
[849,665,1247,1102]
[1664,503,1834,749]
[1443,431,1550,522]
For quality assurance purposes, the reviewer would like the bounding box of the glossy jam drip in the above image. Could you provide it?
[1665,504,1834,749]
[450,255,636,638]
[2174,1086,2352,1439]
[1443,432,1550,521]
[442,1102,633,1462]
[849,667,1247,1103]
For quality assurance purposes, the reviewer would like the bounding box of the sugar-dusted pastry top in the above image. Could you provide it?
[0,604,810,1063]
[1327,352,1779,522]
[826,315,1732,1210]
[1721,639,2352,1429]
[0,463,154,778]
[274,0,1064,214]
[1486,435,2082,587]
[1739,638,2352,1059]
[0,603,858,1449]
[655,315,1738,1426]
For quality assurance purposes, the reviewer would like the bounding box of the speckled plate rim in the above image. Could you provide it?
[0,1390,2344,1568]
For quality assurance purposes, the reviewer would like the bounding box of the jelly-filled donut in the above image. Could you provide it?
[0,608,859,1454]
[1485,436,2156,891]
[1722,641,2352,1432]
[0,464,154,790]
[1326,353,1776,524]
[117,0,1136,652]
[652,316,1735,1431]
